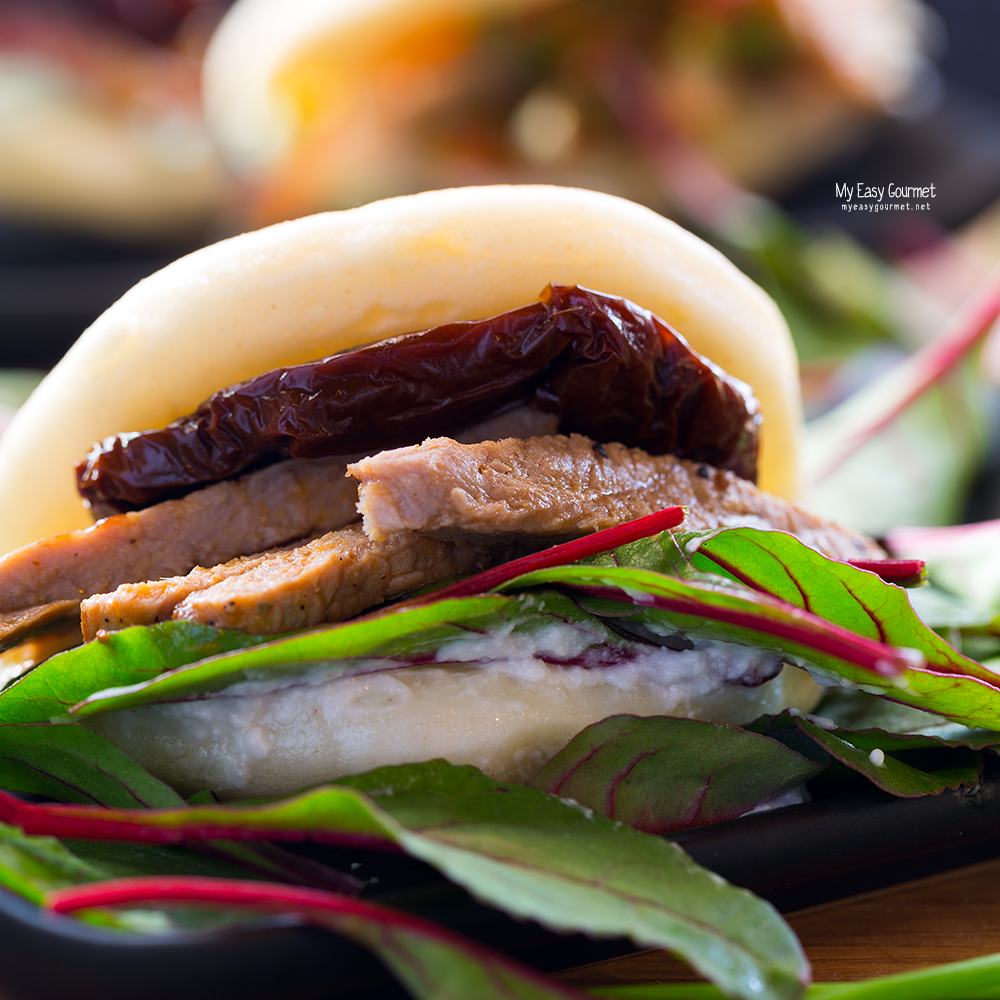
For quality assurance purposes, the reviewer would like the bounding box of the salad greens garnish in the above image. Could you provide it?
[530,715,825,833]
[0,761,810,1000]
[61,589,650,719]
[746,712,991,797]
[0,823,287,933]
[529,711,993,833]
[802,266,1000,535]
[0,620,270,803]
[498,529,1000,728]
[42,525,993,731]
[0,510,998,1000]
[48,876,592,1000]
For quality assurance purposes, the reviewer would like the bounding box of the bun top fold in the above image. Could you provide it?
[0,185,800,555]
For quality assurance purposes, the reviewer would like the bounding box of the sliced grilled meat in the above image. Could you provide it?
[83,525,506,638]
[349,434,883,562]
[0,457,358,614]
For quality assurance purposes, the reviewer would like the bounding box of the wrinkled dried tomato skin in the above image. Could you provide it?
[76,285,760,510]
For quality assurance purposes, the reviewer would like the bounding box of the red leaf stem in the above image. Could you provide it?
[46,875,426,925]
[0,788,399,848]
[809,263,1000,483]
[408,506,685,605]
[846,559,925,585]
[46,876,587,1000]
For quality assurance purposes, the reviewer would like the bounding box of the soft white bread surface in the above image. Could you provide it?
[0,185,801,555]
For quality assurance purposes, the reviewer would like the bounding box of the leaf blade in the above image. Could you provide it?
[48,876,589,1000]
[0,761,809,1000]
[530,715,824,833]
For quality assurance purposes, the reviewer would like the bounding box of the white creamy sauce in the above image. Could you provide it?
[92,623,810,799]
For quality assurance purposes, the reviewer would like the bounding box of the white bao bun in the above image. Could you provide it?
[0,185,801,556]
[203,0,926,177]
[203,0,562,173]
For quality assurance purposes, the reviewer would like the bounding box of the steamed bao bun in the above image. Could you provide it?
[203,0,927,221]
[0,185,801,556]
[0,186,820,796]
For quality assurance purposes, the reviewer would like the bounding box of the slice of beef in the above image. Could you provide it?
[79,544,302,640]
[0,457,358,614]
[84,525,506,637]
[348,434,883,562]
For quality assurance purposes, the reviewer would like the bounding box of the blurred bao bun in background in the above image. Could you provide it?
[0,8,228,240]
[0,185,800,555]
[203,0,930,225]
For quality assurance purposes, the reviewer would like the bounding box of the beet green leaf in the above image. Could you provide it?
[816,688,994,740]
[0,821,274,933]
[0,622,265,805]
[66,593,626,718]
[748,711,993,796]
[529,715,824,833]
[0,760,809,1000]
[22,526,1000,736]
[49,876,591,1000]
[498,523,1000,729]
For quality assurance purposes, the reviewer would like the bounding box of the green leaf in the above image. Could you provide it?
[0,822,265,933]
[0,626,358,886]
[0,623,224,804]
[35,527,1000,736]
[0,621,268,725]
[687,528,972,662]
[587,949,1000,998]
[815,688,993,741]
[748,713,990,797]
[0,823,110,904]
[498,561,1000,729]
[7,761,810,1000]
[803,355,993,535]
[0,722,183,806]
[68,594,621,718]
[519,526,1000,730]
[530,715,824,832]
[49,875,591,1000]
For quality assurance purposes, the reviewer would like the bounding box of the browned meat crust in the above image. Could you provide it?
[79,546,300,639]
[0,457,358,613]
[349,435,883,562]
[82,525,504,638]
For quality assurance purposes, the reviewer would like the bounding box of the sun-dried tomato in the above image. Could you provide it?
[76,285,760,511]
